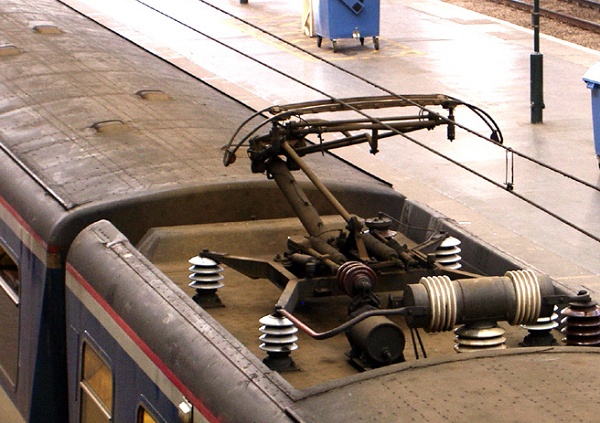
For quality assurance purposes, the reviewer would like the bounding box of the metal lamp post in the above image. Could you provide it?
[531,0,544,123]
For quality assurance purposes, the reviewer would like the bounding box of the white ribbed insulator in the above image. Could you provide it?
[520,307,559,347]
[259,314,298,354]
[454,322,506,353]
[506,270,541,325]
[188,256,224,290]
[521,309,559,332]
[434,236,462,270]
[419,275,457,332]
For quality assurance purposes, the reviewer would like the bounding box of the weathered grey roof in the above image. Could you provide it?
[296,348,600,422]
[0,0,382,211]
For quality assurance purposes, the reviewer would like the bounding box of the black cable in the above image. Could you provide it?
[410,327,420,360]
[415,327,428,359]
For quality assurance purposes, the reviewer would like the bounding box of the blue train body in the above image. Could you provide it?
[2,0,600,422]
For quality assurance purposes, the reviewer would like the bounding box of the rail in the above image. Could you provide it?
[488,0,600,34]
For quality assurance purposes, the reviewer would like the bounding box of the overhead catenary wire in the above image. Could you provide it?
[133,0,597,191]
[126,0,599,243]
[188,0,598,191]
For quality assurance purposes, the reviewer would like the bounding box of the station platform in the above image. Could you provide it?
[61,0,600,293]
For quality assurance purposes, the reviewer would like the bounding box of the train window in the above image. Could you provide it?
[80,342,113,423]
[137,406,159,423]
[0,247,19,385]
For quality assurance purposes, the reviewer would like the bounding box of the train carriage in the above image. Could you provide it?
[1,0,600,422]
[0,0,437,419]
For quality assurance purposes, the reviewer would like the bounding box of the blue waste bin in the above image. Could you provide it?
[313,0,380,52]
[583,62,600,169]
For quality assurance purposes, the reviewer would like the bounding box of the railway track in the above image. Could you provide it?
[566,0,600,12]
[490,0,600,34]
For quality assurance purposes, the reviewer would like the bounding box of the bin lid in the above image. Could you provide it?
[583,62,600,88]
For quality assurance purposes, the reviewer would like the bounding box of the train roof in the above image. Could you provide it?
[12,1,599,422]
[69,218,600,423]
[0,0,390,246]
[0,1,255,203]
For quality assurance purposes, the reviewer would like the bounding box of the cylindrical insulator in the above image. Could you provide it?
[188,256,224,290]
[560,301,600,346]
[336,261,377,296]
[404,270,554,331]
[259,314,299,354]
[454,322,506,352]
[434,236,462,270]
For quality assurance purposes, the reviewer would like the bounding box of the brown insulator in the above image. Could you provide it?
[336,261,377,297]
[560,301,600,346]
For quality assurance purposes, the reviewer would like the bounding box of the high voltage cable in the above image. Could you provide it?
[106,0,600,243]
